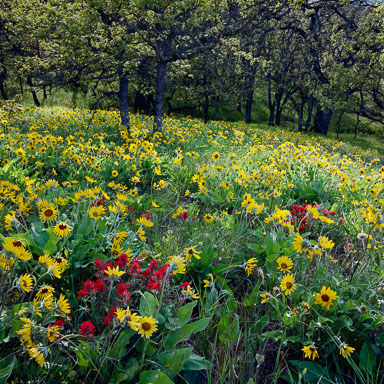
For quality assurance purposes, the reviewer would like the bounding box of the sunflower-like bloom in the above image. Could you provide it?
[280,273,296,296]
[53,222,72,237]
[113,231,128,246]
[54,256,68,272]
[0,253,14,271]
[105,266,125,278]
[17,318,33,347]
[47,325,61,342]
[245,258,257,276]
[183,246,201,262]
[182,285,199,299]
[339,343,355,358]
[307,205,319,219]
[28,347,45,367]
[20,274,34,292]
[137,227,146,241]
[315,286,338,310]
[276,256,293,273]
[168,255,186,275]
[302,345,319,360]
[293,233,306,254]
[260,292,271,304]
[318,236,335,249]
[137,316,158,339]
[203,273,214,288]
[40,204,58,224]
[88,205,106,220]
[35,285,55,301]
[57,294,71,313]
[115,307,140,330]
[204,213,214,223]
[137,217,154,227]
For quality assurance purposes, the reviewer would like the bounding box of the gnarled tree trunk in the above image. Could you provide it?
[153,60,167,132]
[118,71,130,130]
[314,106,332,135]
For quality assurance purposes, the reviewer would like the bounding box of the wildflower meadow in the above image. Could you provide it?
[1,105,384,383]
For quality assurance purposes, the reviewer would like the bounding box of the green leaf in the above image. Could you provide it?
[359,342,377,376]
[165,317,210,348]
[290,360,332,383]
[183,352,210,371]
[110,358,138,384]
[138,370,173,384]
[107,330,133,360]
[139,292,158,317]
[244,284,261,307]
[0,356,16,382]
[176,300,196,327]
[157,348,193,378]
[218,312,240,346]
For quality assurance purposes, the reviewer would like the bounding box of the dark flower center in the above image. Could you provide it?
[142,322,151,331]
[281,263,287,269]
[13,240,23,247]
[321,294,330,302]
[286,282,292,289]
[59,224,67,230]
[44,209,54,217]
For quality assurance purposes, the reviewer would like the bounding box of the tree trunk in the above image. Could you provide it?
[26,76,40,107]
[314,106,332,135]
[118,72,130,129]
[275,93,282,126]
[297,103,304,132]
[304,96,313,132]
[43,85,47,100]
[336,111,344,138]
[354,113,360,139]
[19,77,24,95]
[245,72,255,124]
[153,60,167,132]
[0,71,7,100]
[204,91,209,124]
[268,77,275,126]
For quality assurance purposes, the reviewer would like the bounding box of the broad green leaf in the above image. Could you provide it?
[176,300,196,327]
[138,370,173,384]
[183,352,210,371]
[0,356,16,382]
[165,317,210,348]
[139,292,158,317]
[359,342,376,376]
[157,348,192,378]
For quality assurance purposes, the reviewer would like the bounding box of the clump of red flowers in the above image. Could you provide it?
[80,321,96,339]
[290,203,338,232]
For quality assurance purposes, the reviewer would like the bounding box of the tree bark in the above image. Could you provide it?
[204,91,209,124]
[336,111,344,138]
[118,72,130,129]
[304,96,313,132]
[354,113,360,139]
[0,71,7,100]
[314,106,332,135]
[275,92,282,126]
[268,77,275,125]
[26,76,40,107]
[153,60,167,132]
[245,73,255,124]
[19,77,24,95]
